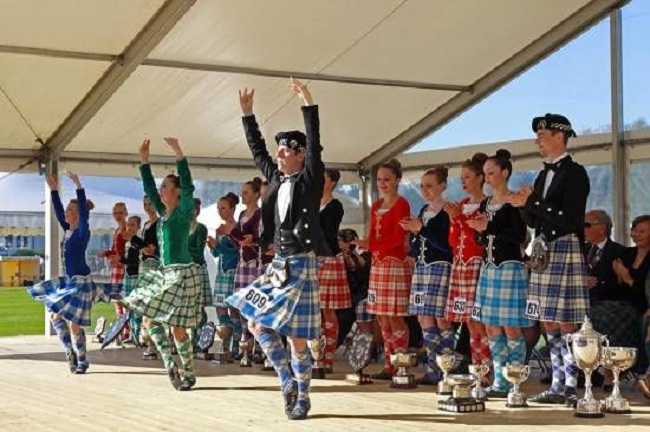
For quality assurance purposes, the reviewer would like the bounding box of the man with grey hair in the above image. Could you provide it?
[583,210,624,298]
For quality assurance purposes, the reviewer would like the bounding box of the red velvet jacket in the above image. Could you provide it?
[448,198,484,262]
[368,196,410,261]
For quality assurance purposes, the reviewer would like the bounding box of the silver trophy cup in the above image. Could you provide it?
[503,363,530,407]
[438,374,485,413]
[436,353,458,395]
[602,346,637,414]
[469,364,490,401]
[566,316,608,418]
[389,353,418,389]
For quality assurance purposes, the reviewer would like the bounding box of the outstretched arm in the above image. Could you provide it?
[46,174,69,230]
[138,138,165,215]
[239,88,279,181]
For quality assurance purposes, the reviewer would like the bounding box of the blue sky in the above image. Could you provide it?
[409,0,650,152]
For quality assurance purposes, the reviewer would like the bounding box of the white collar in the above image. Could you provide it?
[545,152,569,164]
[596,238,608,250]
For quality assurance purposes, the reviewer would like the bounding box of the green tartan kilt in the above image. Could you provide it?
[122,263,202,328]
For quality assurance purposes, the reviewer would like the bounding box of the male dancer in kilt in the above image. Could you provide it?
[228,78,325,420]
[508,114,590,408]
[318,168,351,374]
[121,137,203,391]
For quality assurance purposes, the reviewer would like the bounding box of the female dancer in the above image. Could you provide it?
[121,137,202,391]
[443,153,491,383]
[468,149,531,396]
[356,158,412,379]
[207,192,242,360]
[140,195,160,360]
[231,177,264,366]
[27,172,117,374]
[318,168,351,373]
[401,167,453,385]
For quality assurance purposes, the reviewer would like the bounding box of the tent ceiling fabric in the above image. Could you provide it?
[1,0,605,171]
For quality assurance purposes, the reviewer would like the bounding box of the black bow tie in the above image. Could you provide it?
[280,173,299,183]
[543,162,560,172]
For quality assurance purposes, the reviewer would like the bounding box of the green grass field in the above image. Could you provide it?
[0,287,116,337]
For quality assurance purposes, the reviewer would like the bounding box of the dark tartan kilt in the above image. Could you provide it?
[527,234,589,324]
[213,266,236,307]
[590,301,643,348]
[355,298,375,322]
[474,261,533,328]
[233,259,264,291]
[122,263,203,328]
[197,263,213,308]
[318,254,352,309]
[26,275,121,326]
[445,257,482,323]
[367,257,412,316]
[226,253,321,339]
[407,261,452,317]
[123,274,138,296]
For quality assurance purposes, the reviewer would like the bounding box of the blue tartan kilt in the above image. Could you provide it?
[26,275,121,326]
[226,252,321,339]
[407,261,451,317]
[213,265,236,308]
[527,234,589,324]
[473,261,533,328]
[355,298,375,322]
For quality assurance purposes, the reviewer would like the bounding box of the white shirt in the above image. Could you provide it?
[277,181,292,223]
[543,152,569,198]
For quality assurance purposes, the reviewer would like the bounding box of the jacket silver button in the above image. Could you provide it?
[306,239,311,244]
[558,211,563,215]
[547,208,552,212]
[535,202,540,206]
[304,224,309,229]
[552,230,556,235]
[303,208,307,213]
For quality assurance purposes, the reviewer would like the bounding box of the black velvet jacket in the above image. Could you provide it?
[319,199,344,256]
[242,105,328,256]
[522,155,590,243]
[408,206,453,264]
[478,198,527,265]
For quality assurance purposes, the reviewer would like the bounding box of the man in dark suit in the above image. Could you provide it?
[584,210,626,302]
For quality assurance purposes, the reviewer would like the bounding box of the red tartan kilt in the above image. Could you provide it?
[444,257,482,323]
[318,255,351,309]
[367,256,412,316]
[110,264,125,284]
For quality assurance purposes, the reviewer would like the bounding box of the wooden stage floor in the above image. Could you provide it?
[1,335,649,431]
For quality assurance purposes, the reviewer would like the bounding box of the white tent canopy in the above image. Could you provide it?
[0,0,625,180]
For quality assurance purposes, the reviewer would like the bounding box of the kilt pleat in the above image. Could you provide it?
[26,275,121,326]
[122,263,203,328]
[226,253,321,339]
[527,235,589,324]
[318,254,352,309]
[355,298,375,322]
[367,257,412,316]
[197,263,213,308]
[474,261,532,327]
[445,257,482,323]
[213,264,236,307]
[407,261,452,317]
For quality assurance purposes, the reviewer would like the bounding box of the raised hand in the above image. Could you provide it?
[443,202,461,219]
[163,137,183,160]
[290,77,313,106]
[206,236,217,249]
[46,174,58,190]
[466,214,488,232]
[139,137,151,164]
[66,171,81,189]
[399,216,423,234]
[238,88,255,116]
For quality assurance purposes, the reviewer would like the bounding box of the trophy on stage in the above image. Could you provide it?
[438,374,486,413]
[469,364,490,401]
[211,325,233,363]
[309,335,327,379]
[566,316,608,418]
[345,331,373,385]
[389,353,418,389]
[602,346,637,414]
[239,339,253,367]
[436,353,459,395]
[503,363,530,408]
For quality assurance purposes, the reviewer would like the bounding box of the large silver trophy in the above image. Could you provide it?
[503,363,530,407]
[389,353,418,389]
[602,346,637,414]
[436,353,459,395]
[468,364,490,401]
[308,335,327,379]
[566,316,608,418]
[438,374,486,413]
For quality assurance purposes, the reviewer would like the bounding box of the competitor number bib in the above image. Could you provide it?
[412,291,425,307]
[244,288,270,310]
[525,299,541,319]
